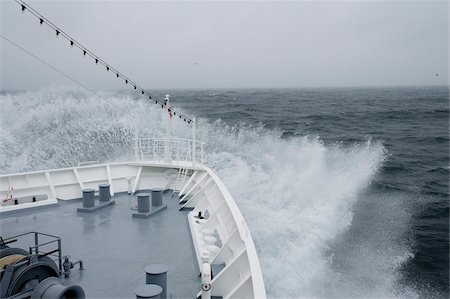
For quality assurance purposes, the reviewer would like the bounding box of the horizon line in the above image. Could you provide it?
[1,84,449,93]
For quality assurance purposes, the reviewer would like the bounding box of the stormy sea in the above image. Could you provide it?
[1,85,448,298]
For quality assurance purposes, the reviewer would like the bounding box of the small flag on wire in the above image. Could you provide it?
[17,0,194,126]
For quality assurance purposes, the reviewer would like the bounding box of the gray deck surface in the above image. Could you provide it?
[0,191,200,298]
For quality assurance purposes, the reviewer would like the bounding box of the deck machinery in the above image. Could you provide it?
[0,232,85,299]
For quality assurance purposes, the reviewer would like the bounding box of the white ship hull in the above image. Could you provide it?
[1,159,266,298]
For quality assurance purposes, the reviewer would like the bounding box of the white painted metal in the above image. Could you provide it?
[45,171,56,199]
[190,166,266,299]
[193,117,197,165]
[178,170,198,197]
[0,198,58,212]
[180,180,216,210]
[179,172,208,203]
[0,137,266,298]
[131,166,142,194]
[201,263,212,299]
[164,94,172,163]
[137,137,205,164]
[171,167,188,197]
[106,165,114,196]
[77,161,99,167]
[72,168,85,190]
[163,169,176,189]
[181,168,189,188]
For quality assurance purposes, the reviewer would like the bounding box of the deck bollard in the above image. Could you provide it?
[151,189,163,207]
[132,191,166,218]
[78,188,114,213]
[137,193,150,213]
[82,189,95,208]
[99,184,111,202]
[134,284,162,299]
[145,264,168,299]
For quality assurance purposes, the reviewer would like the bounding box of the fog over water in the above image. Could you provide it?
[1,1,448,90]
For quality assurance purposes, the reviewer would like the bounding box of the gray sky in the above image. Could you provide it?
[1,1,448,90]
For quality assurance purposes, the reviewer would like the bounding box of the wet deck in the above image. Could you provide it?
[0,191,200,298]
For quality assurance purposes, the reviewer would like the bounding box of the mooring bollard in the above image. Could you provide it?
[151,188,163,207]
[134,284,162,299]
[78,187,115,213]
[145,264,168,299]
[137,193,150,213]
[132,190,167,218]
[82,189,95,208]
[98,184,111,202]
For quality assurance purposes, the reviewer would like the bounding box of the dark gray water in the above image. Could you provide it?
[166,85,450,298]
[1,86,448,298]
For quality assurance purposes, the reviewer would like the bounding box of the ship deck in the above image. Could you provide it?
[0,191,200,298]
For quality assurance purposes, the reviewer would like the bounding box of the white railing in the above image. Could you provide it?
[137,137,205,164]
[77,161,100,167]
[0,162,267,298]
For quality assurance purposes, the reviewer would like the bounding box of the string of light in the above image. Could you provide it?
[15,0,193,124]
[0,34,134,118]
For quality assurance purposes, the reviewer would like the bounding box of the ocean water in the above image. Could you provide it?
[0,86,448,298]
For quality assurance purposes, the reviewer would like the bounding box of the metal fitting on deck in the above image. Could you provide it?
[63,255,84,277]
[201,263,211,299]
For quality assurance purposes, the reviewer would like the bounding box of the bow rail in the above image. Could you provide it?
[136,137,205,165]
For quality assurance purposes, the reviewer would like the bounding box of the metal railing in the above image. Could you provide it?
[77,161,100,167]
[0,232,63,274]
[136,137,205,164]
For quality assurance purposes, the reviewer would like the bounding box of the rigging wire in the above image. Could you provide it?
[13,0,192,124]
[0,34,133,118]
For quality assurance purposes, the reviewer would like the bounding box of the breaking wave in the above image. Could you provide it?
[0,88,417,298]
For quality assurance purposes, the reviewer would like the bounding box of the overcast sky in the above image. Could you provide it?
[0,1,448,90]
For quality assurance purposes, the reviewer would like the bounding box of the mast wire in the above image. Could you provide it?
[1,34,134,117]
[13,0,192,124]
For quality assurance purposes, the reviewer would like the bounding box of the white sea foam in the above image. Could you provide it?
[0,88,417,298]
[198,122,413,298]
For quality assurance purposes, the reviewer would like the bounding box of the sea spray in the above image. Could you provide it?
[0,88,418,297]
[199,123,390,297]
[1,88,157,172]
